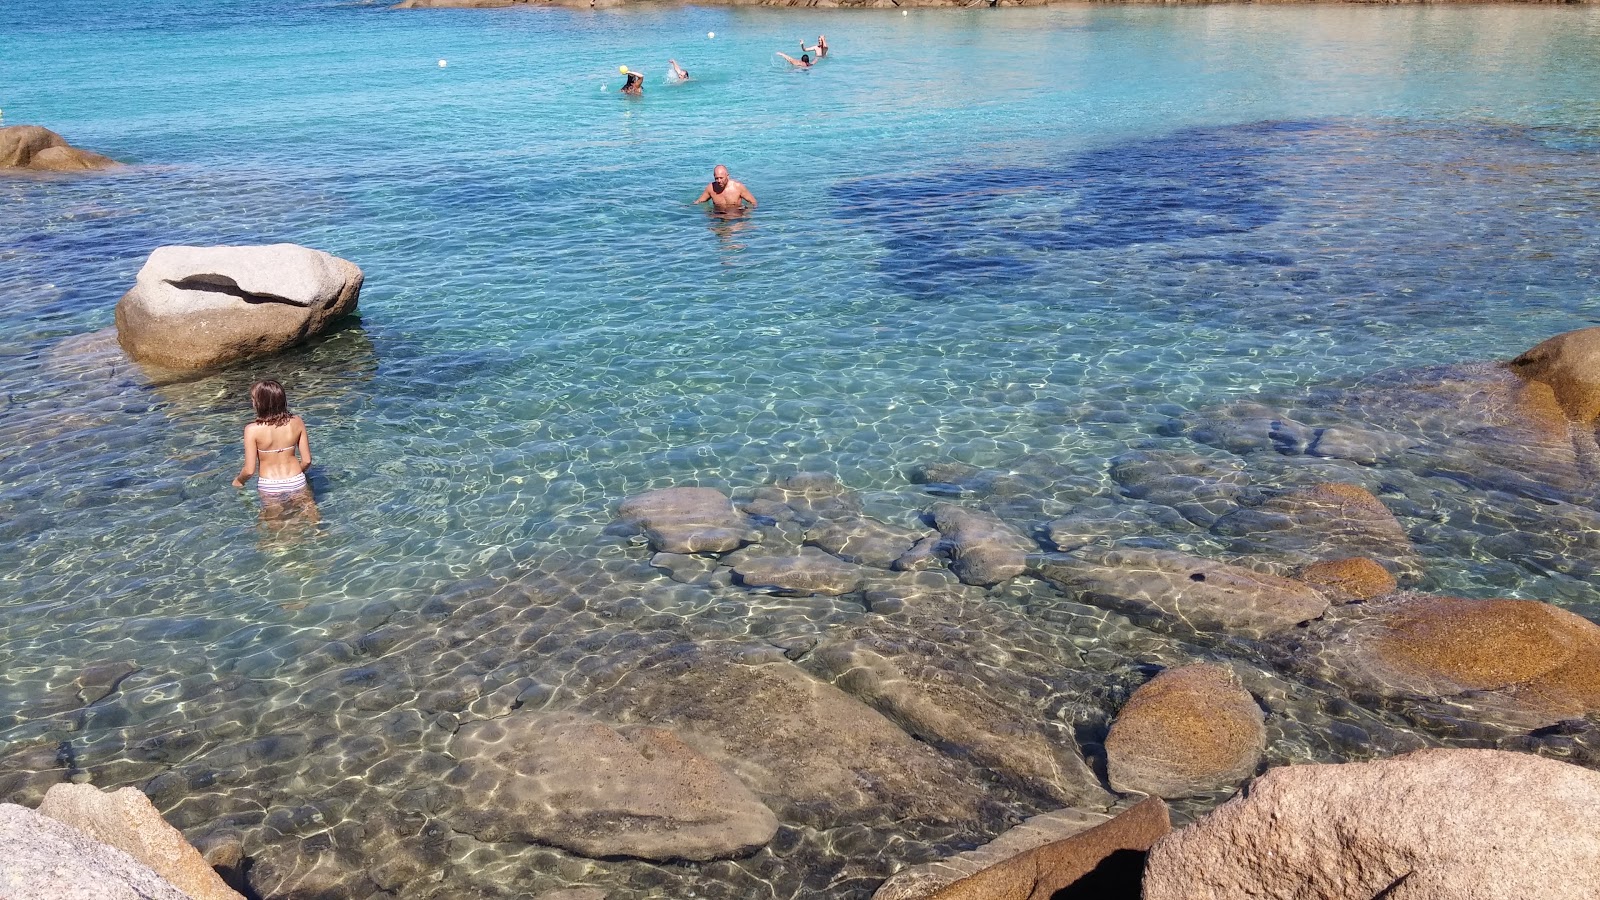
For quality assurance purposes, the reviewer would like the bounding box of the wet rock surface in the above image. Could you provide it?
[443,711,778,861]
[0,124,119,172]
[1105,664,1265,799]
[1144,749,1600,900]
[729,547,870,596]
[1211,482,1420,580]
[1294,557,1396,602]
[1294,594,1600,729]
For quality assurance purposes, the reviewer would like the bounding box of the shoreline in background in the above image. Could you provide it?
[394,0,1596,9]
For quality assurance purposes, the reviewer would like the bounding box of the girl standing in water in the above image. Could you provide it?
[232,379,318,519]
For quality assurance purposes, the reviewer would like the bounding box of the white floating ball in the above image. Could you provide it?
[437,59,448,67]
[707,31,715,39]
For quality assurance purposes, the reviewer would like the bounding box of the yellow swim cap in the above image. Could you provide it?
[619,65,629,74]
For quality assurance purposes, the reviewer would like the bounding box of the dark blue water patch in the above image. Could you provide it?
[837,120,1295,297]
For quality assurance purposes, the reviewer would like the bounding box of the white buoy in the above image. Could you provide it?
[707,31,715,38]
[902,9,908,14]
[438,59,448,67]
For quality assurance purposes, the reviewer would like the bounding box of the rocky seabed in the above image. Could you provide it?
[4,330,1600,899]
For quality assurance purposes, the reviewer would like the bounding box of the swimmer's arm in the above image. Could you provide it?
[741,186,758,208]
[296,417,313,471]
[777,53,801,65]
[232,427,258,487]
[693,185,714,204]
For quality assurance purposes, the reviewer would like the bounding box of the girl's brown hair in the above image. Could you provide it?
[250,380,292,426]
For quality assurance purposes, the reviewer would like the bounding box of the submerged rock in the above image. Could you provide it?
[730,547,869,596]
[1506,326,1600,427]
[930,503,1034,587]
[1143,749,1600,900]
[443,711,778,861]
[614,487,759,554]
[0,124,118,172]
[1104,664,1264,799]
[0,802,192,900]
[1211,482,1420,581]
[114,244,363,371]
[1294,556,1396,601]
[579,642,994,828]
[807,515,932,569]
[1298,594,1600,729]
[876,797,1170,900]
[1109,449,1256,527]
[746,472,864,526]
[1033,547,1330,639]
[38,783,244,900]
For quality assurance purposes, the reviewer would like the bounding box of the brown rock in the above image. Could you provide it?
[893,797,1169,900]
[1033,547,1330,639]
[0,125,118,172]
[37,783,245,900]
[1105,664,1264,799]
[614,486,758,554]
[114,244,363,371]
[1294,557,1396,601]
[1143,749,1600,900]
[1212,482,1420,581]
[807,515,931,569]
[872,807,1114,900]
[443,711,777,861]
[1304,594,1600,728]
[1507,327,1600,424]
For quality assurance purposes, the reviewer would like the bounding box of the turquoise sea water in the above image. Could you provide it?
[3,2,1600,897]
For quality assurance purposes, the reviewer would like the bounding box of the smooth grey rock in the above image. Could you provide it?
[807,516,931,569]
[731,548,869,596]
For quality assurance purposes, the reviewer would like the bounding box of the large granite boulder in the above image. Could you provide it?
[1506,327,1600,425]
[0,125,118,172]
[0,802,192,900]
[614,487,759,554]
[36,784,244,900]
[1143,749,1600,900]
[1297,594,1600,728]
[1104,664,1264,799]
[875,797,1170,900]
[931,503,1034,587]
[114,244,362,370]
[443,711,778,861]
[1033,547,1330,639]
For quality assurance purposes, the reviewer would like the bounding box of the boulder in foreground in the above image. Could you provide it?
[1105,663,1264,799]
[0,802,192,900]
[876,796,1169,900]
[114,244,363,371]
[38,783,244,900]
[1144,748,1600,900]
[0,125,118,172]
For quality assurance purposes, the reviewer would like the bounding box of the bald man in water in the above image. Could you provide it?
[695,165,758,214]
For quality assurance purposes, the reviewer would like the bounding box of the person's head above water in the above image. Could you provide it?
[801,54,810,65]
[712,165,730,191]
[250,379,292,426]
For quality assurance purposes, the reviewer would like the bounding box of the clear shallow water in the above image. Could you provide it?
[3,2,1600,898]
